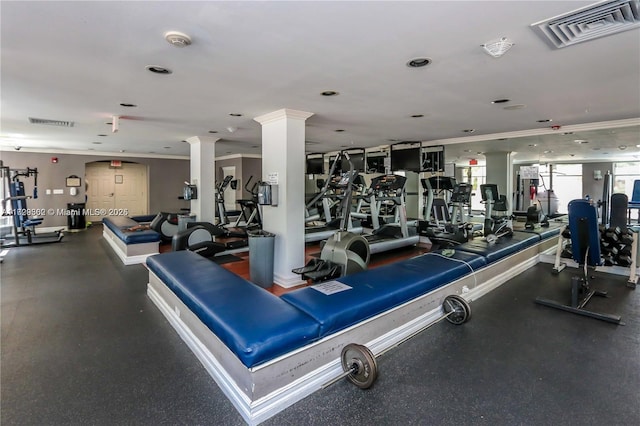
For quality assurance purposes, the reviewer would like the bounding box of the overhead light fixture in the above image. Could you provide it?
[165,31,192,47]
[119,103,137,107]
[491,99,510,104]
[227,126,237,133]
[321,91,339,96]
[229,113,243,117]
[618,145,627,150]
[537,119,552,123]
[334,129,345,132]
[503,104,526,110]
[462,129,475,133]
[410,114,424,118]
[406,57,432,68]
[481,37,514,58]
[146,65,172,74]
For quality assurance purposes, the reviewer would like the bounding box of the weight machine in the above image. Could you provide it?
[1,162,64,247]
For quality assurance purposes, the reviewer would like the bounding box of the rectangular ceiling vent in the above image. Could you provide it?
[531,0,640,48]
[28,117,75,127]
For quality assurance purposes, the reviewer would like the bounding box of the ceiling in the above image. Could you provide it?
[1,1,639,165]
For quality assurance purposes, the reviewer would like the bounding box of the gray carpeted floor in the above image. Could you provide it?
[1,226,638,425]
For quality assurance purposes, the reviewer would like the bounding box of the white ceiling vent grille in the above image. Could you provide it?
[531,0,640,48]
[28,117,75,127]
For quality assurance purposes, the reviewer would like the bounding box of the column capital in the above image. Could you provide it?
[253,109,314,125]
[186,135,220,145]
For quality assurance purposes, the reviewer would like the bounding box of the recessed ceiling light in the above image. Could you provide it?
[181,140,187,143]
[537,119,552,123]
[208,130,218,134]
[92,142,102,145]
[406,57,432,68]
[462,129,475,133]
[120,150,125,153]
[543,150,553,154]
[97,134,108,137]
[491,99,510,104]
[321,91,339,96]
[120,103,137,107]
[476,151,483,155]
[563,132,574,135]
[569,154,575,157]
[636,144,640,148]
[481,37,514,58]
[105,121,113,125]
[164,146,171,149]
[411,114,424,118]
[229,113,243,117]
[528,144,537,147]
[165,31,192,47]
[503,104,526,110]
[146,65,173,74]
[463,149,471,153]
[619,145,627,150]
[334,129,345,132]
[574,140,588,144]
[497,138,508,141]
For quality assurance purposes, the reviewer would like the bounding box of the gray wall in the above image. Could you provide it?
[582,162,615,201]
[1,151,189,227]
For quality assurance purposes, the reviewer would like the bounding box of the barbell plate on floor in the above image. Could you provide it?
[443,294,471,325]
[341,343,378,389]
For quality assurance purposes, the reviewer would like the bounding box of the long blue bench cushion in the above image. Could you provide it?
[517,223,563,241]
[455,231,540,263]
[146,251,321,367]
[103,216,161,244]
[281,252,484,337]
[432,249,488,270]
[130,214,158,223]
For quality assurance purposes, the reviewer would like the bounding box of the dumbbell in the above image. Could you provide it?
[323,295,471,390]
[604,227,622,243]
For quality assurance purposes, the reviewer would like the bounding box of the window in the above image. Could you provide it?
[460,166,486,212]
[538,164,582,214]
[613,162,640,198]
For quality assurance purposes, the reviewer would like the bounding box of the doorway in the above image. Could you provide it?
[85,161,149,222]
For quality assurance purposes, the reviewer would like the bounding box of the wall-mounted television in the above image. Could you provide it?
[328,155,343,175]
[341,149,365,172]
[306,155,324,175]
[366,152,387,174]
[391,143,421,172]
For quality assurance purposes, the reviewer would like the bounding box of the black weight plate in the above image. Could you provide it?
[341,343,378,389]
[443,294,471,325]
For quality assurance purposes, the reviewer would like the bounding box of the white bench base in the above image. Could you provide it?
[102,225,159,265]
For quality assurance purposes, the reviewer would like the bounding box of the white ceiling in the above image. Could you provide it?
[1,1,639,165]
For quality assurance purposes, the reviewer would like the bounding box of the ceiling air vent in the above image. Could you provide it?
[28,117,75,127]
[531,0,640,48]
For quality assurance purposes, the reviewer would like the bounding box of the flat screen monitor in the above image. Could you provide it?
[306,157,324,174]
[366,153,386,174]
[327,155,343,175]
[391,146,421,172]
[341,152,365,172]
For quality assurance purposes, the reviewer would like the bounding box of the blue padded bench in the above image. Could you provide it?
[146,250,321,367]
[102,216,160,265]
[281,251,486,337]
[102,216,160,244]
[145,226,556,424]
[454,230,540,263]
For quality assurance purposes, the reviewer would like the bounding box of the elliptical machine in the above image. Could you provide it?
[480,183,513,244]
[293,153,370,282]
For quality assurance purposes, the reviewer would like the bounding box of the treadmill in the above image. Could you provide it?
[305,155,363,243]
[362,174,419,255]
